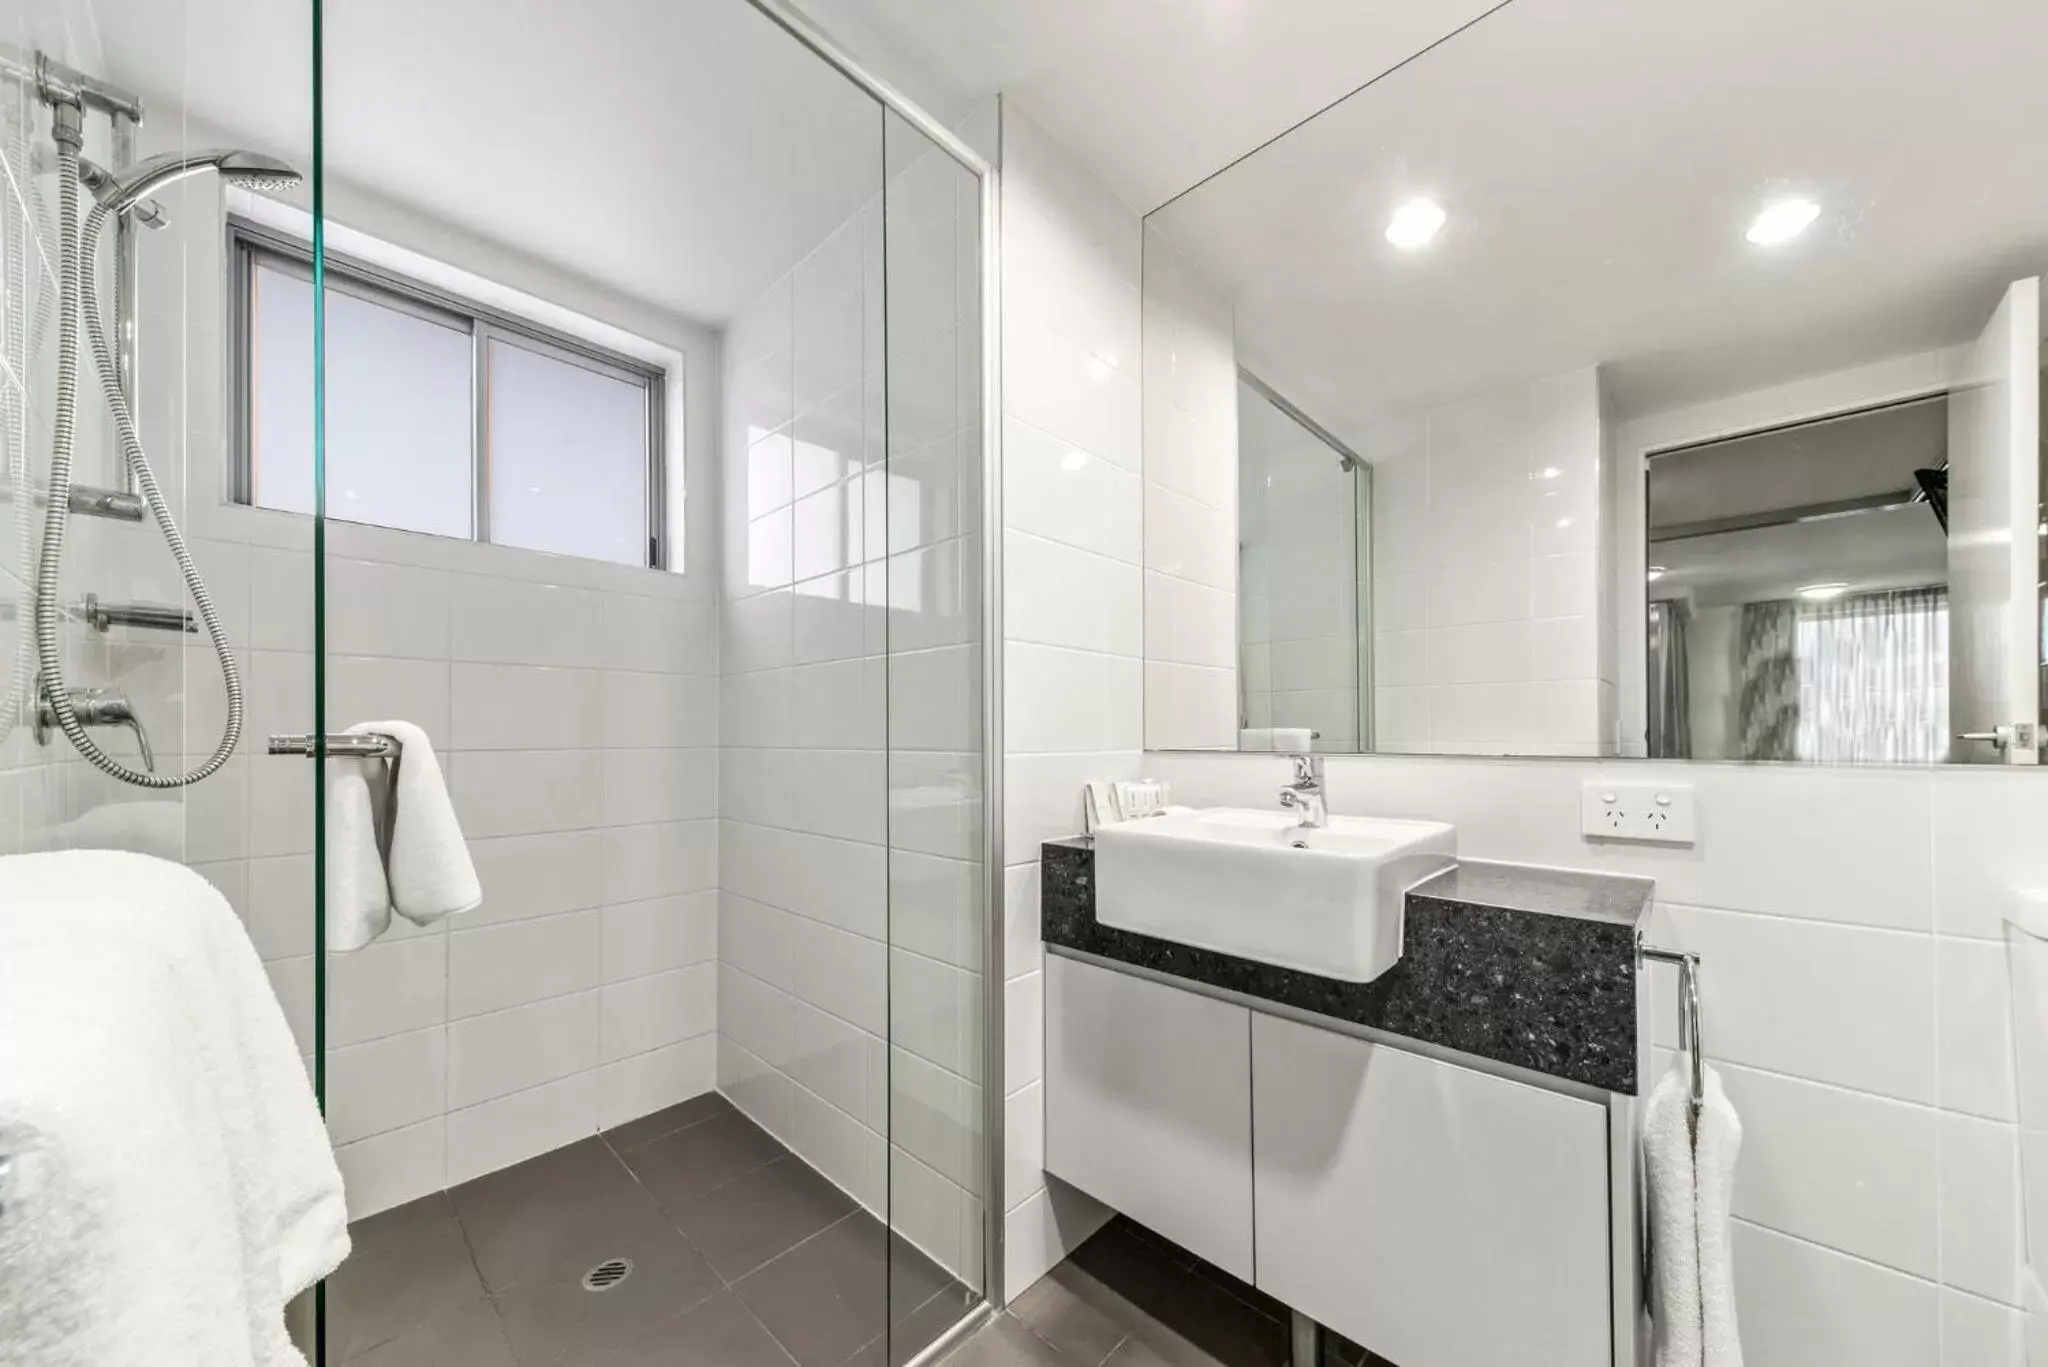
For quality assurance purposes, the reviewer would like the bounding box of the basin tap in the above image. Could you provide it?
[1278,752,1326,829]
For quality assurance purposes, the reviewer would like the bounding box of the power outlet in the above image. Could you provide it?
[1580,781,1697,844]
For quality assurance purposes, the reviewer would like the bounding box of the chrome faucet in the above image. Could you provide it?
[1278,752,1326,828]
[34,684,156,772]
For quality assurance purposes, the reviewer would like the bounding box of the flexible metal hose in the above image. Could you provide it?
[33,133,243,787]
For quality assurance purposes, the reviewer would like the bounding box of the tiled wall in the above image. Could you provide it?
[1150,749,2032,1367]
[1237,383,1361,749]
[195,520,721,1214]
[716,118,989,1284]
[1369,366,1619,755]
[997,100,1143,1300]
[1140,227,1239,751]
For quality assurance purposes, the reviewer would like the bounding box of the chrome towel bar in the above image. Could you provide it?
[1639,943,1704,1115]
[267,732,401,759]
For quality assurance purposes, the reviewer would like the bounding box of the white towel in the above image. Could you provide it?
[324,723,393,953]
[0,850,349,1367]
[1645,1058,1702,1367]
[1645,1053,1745,1367]
[368,720,481,928]
[1695,1065,1744,1367]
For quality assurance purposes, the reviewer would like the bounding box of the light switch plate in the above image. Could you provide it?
[1580,780,1697,844]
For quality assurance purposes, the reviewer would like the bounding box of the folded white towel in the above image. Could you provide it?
[1695,1064,1744,1367]
[0,850,349,1366]
[368,720,481,928]
[325,723,393,953]
[1645,1058,1702,1367]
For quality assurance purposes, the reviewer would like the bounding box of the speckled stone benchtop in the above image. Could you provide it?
[1041,837,1652,1094]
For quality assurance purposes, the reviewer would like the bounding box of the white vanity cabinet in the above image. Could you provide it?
[1044,955,1256,1281]
[1249,1013,1613,1367]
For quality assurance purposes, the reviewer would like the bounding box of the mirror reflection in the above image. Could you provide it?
[1139,0,2048,766]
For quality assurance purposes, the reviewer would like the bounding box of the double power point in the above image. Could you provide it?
[1579,781,1697,844]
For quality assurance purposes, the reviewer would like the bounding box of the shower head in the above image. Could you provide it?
[90,149,302,216]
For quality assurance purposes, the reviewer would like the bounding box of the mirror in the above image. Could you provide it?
[1139,0,2048,765]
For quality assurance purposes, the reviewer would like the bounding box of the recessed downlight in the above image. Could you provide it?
[1385,198,1446,250]
[1746,198,1820,245]
[1797,581,1849,601]
[1646,566,1667,582]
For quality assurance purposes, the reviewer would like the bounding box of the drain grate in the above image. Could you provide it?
[582,1258,633,1292]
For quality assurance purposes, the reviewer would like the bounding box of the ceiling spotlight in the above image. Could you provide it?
[1385,198,1446,250]
[1746,198,1820,245]
[1646,566,1667,582]
[1797,581,1849,601]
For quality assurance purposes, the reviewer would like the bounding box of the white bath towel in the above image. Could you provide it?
[367,720,481,928]
[0,850,349,1367]
[1645,1057,1702,1367]
[1695,1064,1744,1367]
[324,723,393,953]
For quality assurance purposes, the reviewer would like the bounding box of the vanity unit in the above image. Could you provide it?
[1041,838,1655,1367]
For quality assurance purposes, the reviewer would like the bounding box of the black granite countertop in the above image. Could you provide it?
[1041,838,1652,1094]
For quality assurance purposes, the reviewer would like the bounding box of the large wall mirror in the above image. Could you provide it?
[1139,0,2048,766]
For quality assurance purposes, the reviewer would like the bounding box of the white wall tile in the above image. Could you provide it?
[602,963,717,1061]
[447,910,603,1019]
[1940,937,2019,1121]
[327,1026,447,1147]
[1662,905,1937,1103]
[469,830,604,926]
[1939,1112,2024,1305]
[450,665,603,750]
[449,575,602,667]
[595,1034,717,1130]
[446,990,602,1109]
[602,819,718,902]
[1932,773,2048,940]
[1732,1221,1938,1367]
[1941,1289,2026,1367]
[445,1070,599,1187]
[450,750,603,838]
[602,891,717,982]
[329,935,448,1049]
[334,1119,445,1221]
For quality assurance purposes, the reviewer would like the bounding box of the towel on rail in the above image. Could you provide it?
[1645,1052,1745,1367]
[325,720,480,951]
[0,850,349,1366]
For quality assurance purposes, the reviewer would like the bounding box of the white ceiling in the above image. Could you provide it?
[93,0,892,324]
[800,0,1508,212]
[1148,0,2048,439]
[1653,506,1948,608]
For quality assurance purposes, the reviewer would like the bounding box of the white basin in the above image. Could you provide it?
[1092,808,1457,982]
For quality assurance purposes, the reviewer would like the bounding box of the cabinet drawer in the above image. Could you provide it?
[1044,955,1255,1281]
[1251,1013,1611,1367]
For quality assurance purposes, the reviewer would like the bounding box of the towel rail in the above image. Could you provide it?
[266,732,400,759]
[1639,943,1704,1115]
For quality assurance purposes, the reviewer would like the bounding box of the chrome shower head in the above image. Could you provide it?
[91,149,302,216]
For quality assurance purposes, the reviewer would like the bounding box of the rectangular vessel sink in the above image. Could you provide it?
[1092,808,1457,982]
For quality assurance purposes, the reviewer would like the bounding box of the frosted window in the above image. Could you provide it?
[248,264,474,538]
[485,339,648,566]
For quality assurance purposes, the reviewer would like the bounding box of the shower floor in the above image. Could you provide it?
[327,1093,973,1366]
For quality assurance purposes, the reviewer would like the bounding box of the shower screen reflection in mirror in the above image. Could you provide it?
[1137,0,2048,767]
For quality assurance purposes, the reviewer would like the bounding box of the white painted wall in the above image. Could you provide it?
[1370,365,1616,755]
[997,99,1142,1300]
[1141,227,1239,750]
[1150,748,2030,1367]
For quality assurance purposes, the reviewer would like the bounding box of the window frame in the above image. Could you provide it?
[228,217,672,569]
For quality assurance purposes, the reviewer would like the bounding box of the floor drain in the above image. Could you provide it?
[582,1258,633,1292]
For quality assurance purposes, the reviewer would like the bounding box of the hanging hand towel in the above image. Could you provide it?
[1645,1055,1702,1367]
[324,723,393,953]
[365,720,482,927]
[1694,1063,1744,1367]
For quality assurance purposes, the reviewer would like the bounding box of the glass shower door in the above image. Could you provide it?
[882,107,990,1358]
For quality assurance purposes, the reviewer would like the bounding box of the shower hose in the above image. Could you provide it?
[33,132,243,787]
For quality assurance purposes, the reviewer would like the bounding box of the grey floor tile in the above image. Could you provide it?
[601,1290,798,1367]
[618,1110,789,1212]
[351,1191,461,1251]
[673,1156,857,1281]
[734,1213,887,1367]
[451,1139,661,1293]
[601,1092,735,1153]
[491,1232,725,1366]
[886,1282,979,1367]
[1008,1260,1139,1367]
[885,1229,958,1328]
[1054,1226,1188,1333]
[329,1208,488,1360]
[1100,1337,1176,1367]
[942,1316,1074,1367]
[344,1298,517,1367]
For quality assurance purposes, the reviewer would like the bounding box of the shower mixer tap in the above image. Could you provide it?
[33,684,155,773]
